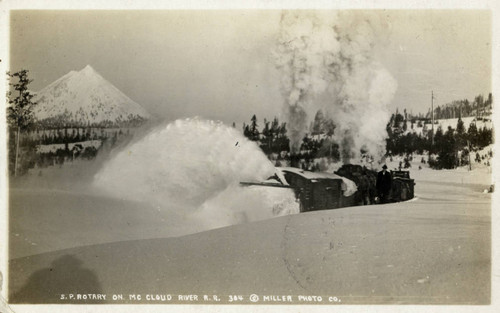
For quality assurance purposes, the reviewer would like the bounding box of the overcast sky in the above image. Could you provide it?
[9,10,491,125]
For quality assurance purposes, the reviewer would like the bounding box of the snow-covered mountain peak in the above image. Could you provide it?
[34,65,151,127]
[82,64,95,72]
[78,65,100,79]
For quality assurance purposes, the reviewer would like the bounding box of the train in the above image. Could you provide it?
[241,165,415,213]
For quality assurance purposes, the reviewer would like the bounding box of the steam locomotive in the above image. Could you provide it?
[241,165,415,213]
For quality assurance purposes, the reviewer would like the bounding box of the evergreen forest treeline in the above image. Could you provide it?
[240,92,494,171]
[6,69,493,176]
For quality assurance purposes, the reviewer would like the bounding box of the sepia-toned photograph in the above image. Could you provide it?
[1,1,498,312]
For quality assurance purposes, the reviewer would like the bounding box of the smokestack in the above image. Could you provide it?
[275,11,397,162]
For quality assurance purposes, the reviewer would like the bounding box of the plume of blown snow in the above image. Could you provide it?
[275,11,397,162]
[93,118,276,209]
[93,118,299,233]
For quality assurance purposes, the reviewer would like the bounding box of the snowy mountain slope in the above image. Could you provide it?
[33,65,151,126]
[401,116,493,137]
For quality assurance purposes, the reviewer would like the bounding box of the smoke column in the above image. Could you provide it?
[93,118,299,233]
[275,11,397,162]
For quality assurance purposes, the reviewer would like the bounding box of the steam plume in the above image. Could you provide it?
[275,11,397,162]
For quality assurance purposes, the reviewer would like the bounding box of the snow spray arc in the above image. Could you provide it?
[93,118,299,230]
[275,11,397,163]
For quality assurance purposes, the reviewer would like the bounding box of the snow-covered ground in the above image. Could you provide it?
[386,151,493,187]
[6,118,494,308]
[8,155,492,306]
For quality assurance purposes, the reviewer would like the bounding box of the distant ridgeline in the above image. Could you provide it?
[429,94,493,120]
[10,65,151,175]
[402,93,493,121]
[35,112,148,129]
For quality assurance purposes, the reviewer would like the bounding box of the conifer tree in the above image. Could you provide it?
[250,114,259,141]
[6,70,38,176]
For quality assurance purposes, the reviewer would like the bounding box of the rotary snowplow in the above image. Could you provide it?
[241,165,415,212]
